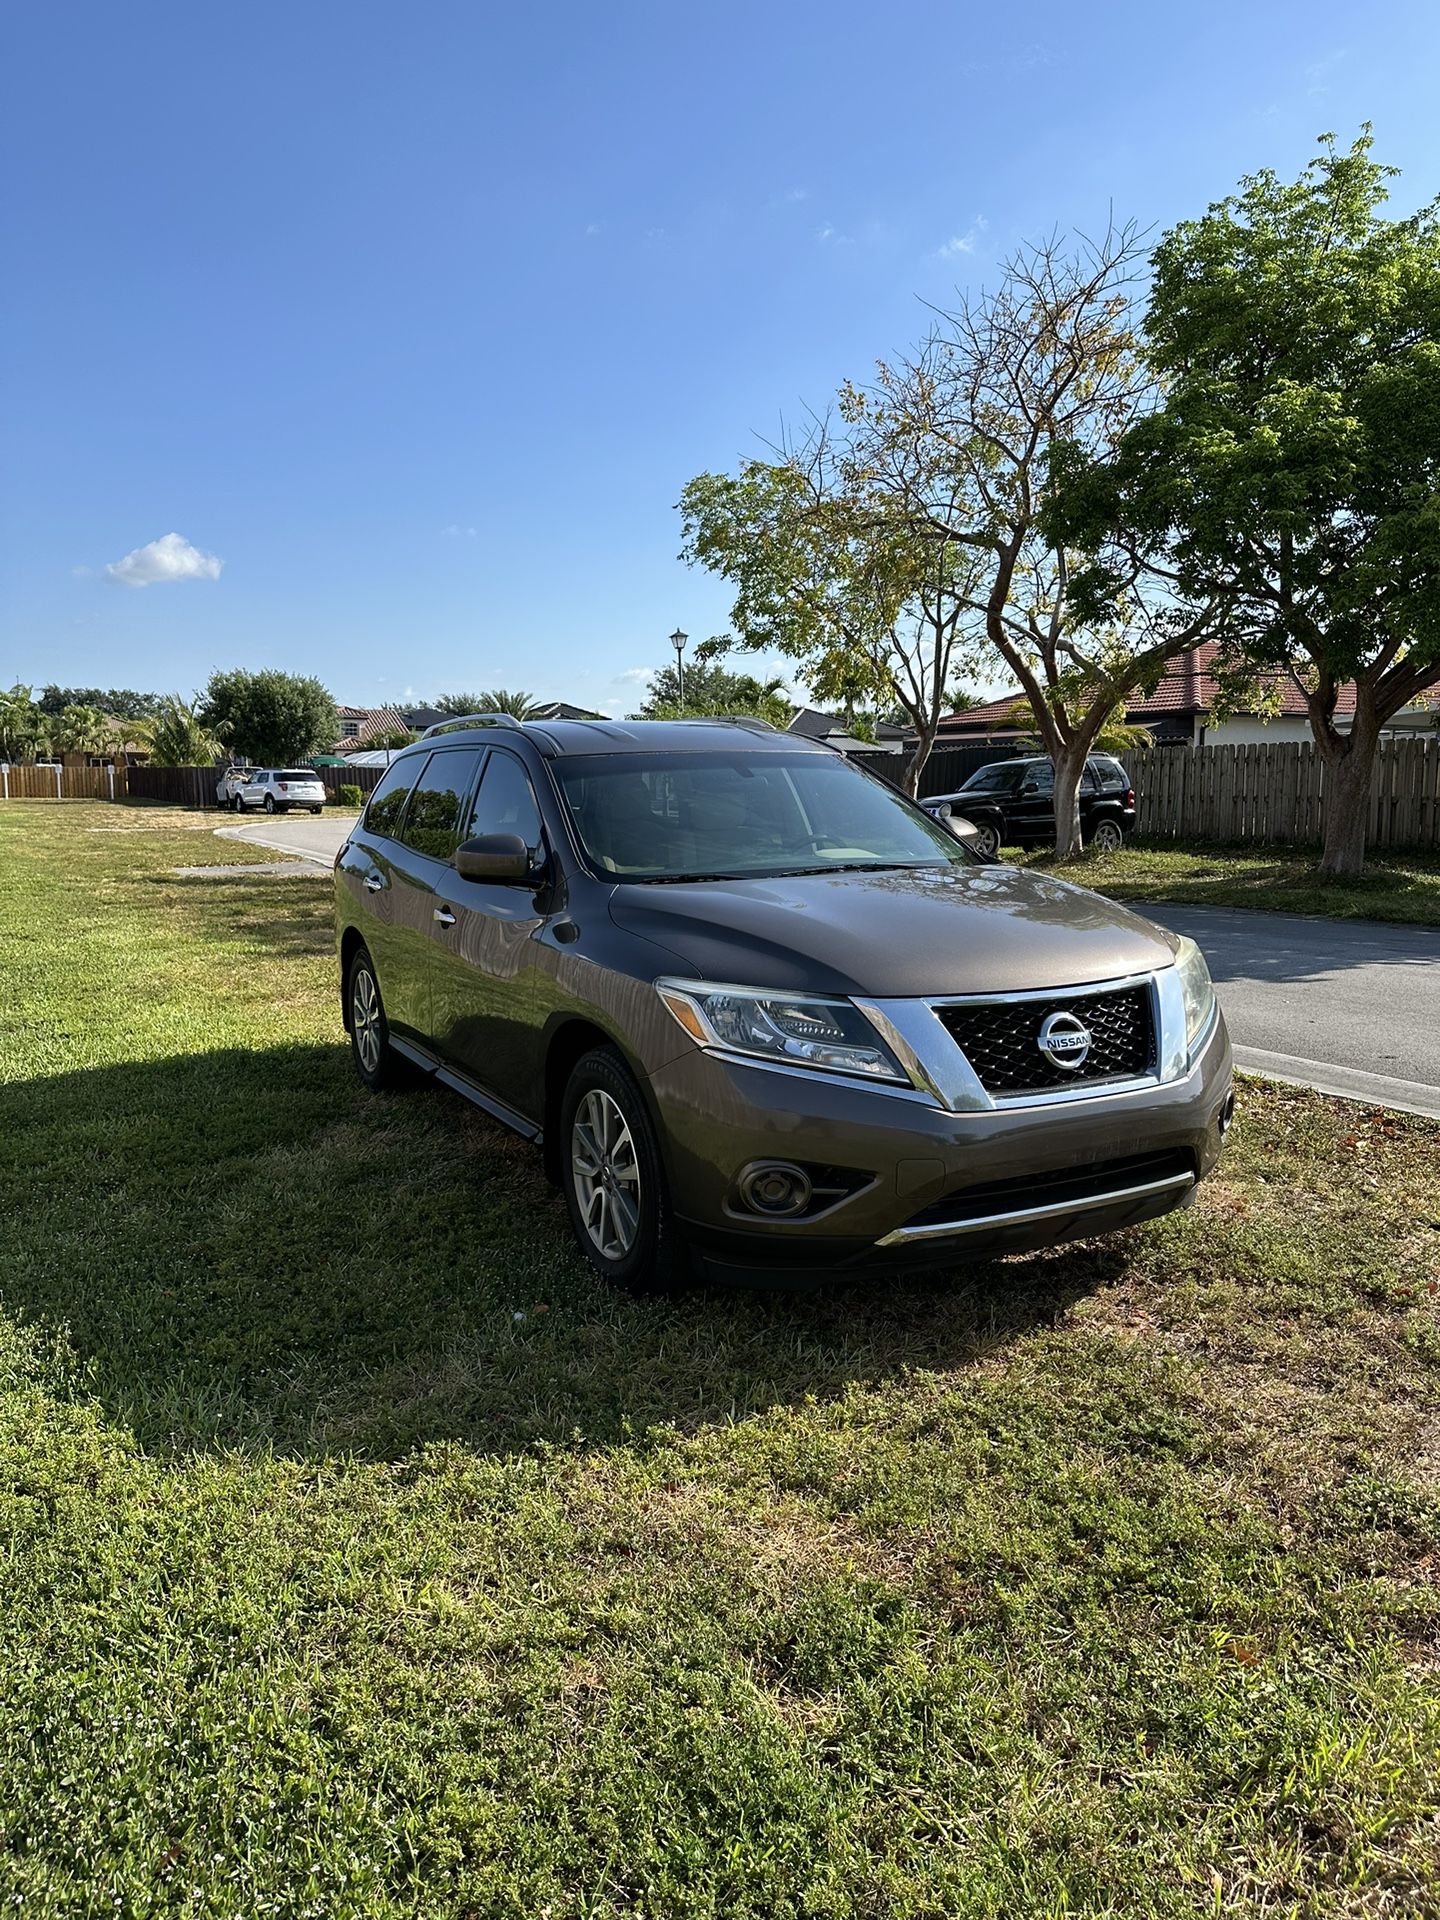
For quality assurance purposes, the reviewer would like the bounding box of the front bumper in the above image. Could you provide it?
[646,1009,1232,1278]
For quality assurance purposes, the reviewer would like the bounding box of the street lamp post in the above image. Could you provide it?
[669,628,689,707]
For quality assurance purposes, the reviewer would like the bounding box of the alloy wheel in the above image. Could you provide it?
[1091,820,1124,852]
[975,823,1001,858]
[571,1088,642,1261]
[352,966,382,1074]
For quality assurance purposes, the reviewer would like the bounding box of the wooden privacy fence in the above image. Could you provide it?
[1119,739,1440,850]
[124,763,388,807]
[0,762,127,800]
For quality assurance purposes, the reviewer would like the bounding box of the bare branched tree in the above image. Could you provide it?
[840,223,1230,854]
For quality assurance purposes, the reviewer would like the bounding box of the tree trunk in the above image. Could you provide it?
[1052,742,1089,860]
[1320,683,1390,879]
[1317,722,1378,877]
[899,724,935,797]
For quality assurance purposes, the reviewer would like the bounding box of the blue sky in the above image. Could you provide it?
[4,2,1438,717]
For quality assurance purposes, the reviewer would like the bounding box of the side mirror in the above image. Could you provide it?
[454,833,533,882]
[948,813,993,859]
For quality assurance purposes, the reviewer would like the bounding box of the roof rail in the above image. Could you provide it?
[706,715,778,733]
[420,712,526,739]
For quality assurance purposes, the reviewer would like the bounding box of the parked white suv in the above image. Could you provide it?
[238,768,326,814]
[215,765,255,810]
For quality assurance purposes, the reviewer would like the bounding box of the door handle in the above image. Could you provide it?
[364,873,385,892]
[433,907,457,927]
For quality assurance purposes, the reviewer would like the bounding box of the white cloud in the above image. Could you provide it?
[105,531,222,589]
[584,221,602,237]
[616,666,654,685]
[440,523,477,538]
[935,216,988,260]
[816,221,853,245]
[775,186,809,205]
[1306,48,1347,96]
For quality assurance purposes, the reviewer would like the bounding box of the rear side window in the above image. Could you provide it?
[465,750,543,852]
[398,748,483,861]
[363,759,420,840]
[279,769,318,782]
[1093,758,1128,791]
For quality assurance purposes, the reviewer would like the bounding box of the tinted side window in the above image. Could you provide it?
[399,749,483,861]
[1020,763,1053,794]
[1095,759,1128,792]
[466,751,543,852]
[363,759,421,840]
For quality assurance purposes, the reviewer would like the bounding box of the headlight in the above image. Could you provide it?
[1175,937,1216,1052]
[656,979,911,1084]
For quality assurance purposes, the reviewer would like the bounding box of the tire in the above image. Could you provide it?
[346,945,406,1092]
[560,1047,680,1292]
[311,807,323,815]
[972,821,1002,859]
[264,794,276,814]
[1088,818,1125,853]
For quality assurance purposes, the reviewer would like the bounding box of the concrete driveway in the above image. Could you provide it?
[217,814,1440,1117]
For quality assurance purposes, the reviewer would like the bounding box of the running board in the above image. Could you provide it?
[388,1036,543,1143]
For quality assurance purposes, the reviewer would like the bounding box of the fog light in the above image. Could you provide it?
[738,1162,813,1217]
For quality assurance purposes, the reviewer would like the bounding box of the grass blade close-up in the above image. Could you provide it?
[1,804,1438,1917]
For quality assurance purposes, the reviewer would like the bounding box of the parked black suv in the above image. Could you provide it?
[924,755,1136,858]
[335,717,1226,1289]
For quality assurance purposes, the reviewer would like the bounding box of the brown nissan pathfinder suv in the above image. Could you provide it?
[336,715,1231,1286]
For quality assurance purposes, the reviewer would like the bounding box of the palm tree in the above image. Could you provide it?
[0,684,50,763]
[476,688,542,720]
[136,695,223,767]
[52,703,118,758]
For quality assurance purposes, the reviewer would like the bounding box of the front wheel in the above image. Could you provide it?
[560,1048,679,1292]
[1088,818,1125,853]
[346,945,406,1092]
[972,821,1002,859]
[264,794,276,814]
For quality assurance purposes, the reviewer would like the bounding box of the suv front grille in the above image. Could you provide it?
[936,983,1156,1097]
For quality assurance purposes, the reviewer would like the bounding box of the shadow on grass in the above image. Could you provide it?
[1,1040,1127,1464]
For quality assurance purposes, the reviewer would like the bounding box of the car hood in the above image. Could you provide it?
[608,863,1179,998]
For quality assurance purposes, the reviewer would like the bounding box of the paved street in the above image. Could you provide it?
[218,816,1440,1117]
[1140,903,1440,1119]
[217,811,351,866]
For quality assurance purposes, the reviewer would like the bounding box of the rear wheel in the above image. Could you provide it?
[346,945,405,1092]
[1088,817,1125,853]
[560,1048,679,1292]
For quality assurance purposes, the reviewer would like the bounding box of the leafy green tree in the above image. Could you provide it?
[200,670,338,765]
[681,463,983,792]
[38,686,160,721]
[0,685,49,762]
[1051,131,1440,875]
[138,696,222,767]
[634,637,792,727]
[0,685,47,761]
[434,692,490,716]
[365,726,421,750]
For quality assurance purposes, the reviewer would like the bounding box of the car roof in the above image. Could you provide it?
[389,716,833,762]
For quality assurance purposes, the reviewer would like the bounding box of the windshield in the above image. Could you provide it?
[554,750,972,881]
[960,761,1027,794]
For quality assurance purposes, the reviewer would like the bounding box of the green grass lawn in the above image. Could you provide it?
[2,801,1439,1917]
[1016,839,1440,929]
